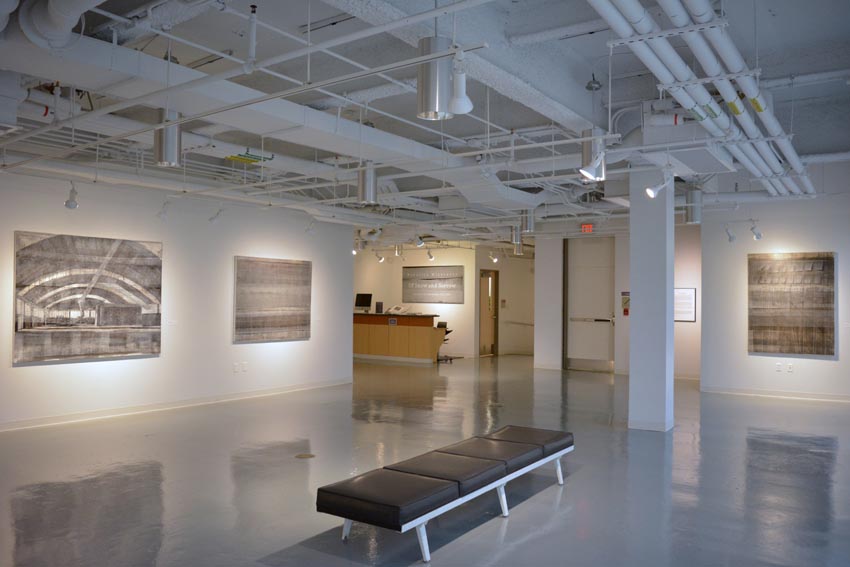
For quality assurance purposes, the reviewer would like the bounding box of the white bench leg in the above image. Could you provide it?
[555,459,564,485]
[342,519,352,541]
[496,484,509,517]
[415,523,431,562]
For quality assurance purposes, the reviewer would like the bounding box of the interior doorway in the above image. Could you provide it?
[479,269,499,356]
[563,237,615,371]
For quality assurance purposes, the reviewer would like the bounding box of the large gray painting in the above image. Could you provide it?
[14,231,162,365]
[748,252,835,355]
[402,265,464,304]
[234,256,312,343]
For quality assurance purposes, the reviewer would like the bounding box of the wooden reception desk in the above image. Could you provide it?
[353,313,446,364]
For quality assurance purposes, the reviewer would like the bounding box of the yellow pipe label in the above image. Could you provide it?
[727,101,742,115]
[750,98,764,113]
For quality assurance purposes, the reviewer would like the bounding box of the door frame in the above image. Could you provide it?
[479,269,499,356]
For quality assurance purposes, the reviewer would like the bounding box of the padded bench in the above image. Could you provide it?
[316,425,574,562]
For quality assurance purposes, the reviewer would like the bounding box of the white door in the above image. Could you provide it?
[567,237,615,367]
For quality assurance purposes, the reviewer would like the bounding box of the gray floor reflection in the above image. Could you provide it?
[231,439,312,550]
[744,428,837,564]
[11,461,163,567]
[351,363,449,424]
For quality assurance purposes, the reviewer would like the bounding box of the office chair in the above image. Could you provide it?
[436,321,454,363]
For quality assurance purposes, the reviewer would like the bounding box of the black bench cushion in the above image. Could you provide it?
[436,438,542,473]
[481,426,574,457]
[386,451,507,496]
[316,469,458,531]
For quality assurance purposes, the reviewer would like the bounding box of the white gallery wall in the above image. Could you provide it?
[353,246,477,357]
[701,161,850,400]
[533,238,563,369]
[0,174,354,430]
[674,225,701,379]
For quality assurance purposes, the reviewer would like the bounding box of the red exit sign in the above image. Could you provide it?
[581,224,594,233]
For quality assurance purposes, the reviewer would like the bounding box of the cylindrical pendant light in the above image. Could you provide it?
[520,209,536,233]
[685,189,702,225]
[579,127,606,182]
[357,161,377,204]
[417,36,454,121]
[154,107,181,167]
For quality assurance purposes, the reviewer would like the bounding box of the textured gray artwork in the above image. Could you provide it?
[402,265,464,304]
[14,231,162,364]
[234,256,312,343]
[748,252,835,355]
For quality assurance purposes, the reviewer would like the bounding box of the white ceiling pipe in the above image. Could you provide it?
[508,18,609,45]
[610,0,794,195]
[761,69,850,91]
[655,0,802,196]
[94,0,219,45]
[587,0,779,196]
[17,0,105,48]
[682,0,815,194]
[802,151,850,165]
[0,0,19,33]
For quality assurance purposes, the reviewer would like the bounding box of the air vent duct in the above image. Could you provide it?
[417,36,453,121]
[357,161,378,204]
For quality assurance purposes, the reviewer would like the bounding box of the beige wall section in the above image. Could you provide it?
[674,225,702,379]
[0,174,354,430]
[701,161,850,400]
[474,248,535,356]
[353,246,477,358]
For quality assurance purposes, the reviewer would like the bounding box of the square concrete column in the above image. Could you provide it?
[628,170,674,431]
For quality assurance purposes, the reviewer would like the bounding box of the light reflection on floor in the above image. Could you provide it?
[0,356,847,566]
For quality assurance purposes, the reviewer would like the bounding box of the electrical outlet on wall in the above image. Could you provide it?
[787,363,794,373]
[775,362,782,372]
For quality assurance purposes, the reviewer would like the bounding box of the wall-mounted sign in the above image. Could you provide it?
[621,291,630,317]
[402,265,464,304]
[581,223,594,234]
[674,288,697,323]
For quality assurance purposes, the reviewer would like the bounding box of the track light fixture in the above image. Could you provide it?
[448,50,473,115]
[414,235,425,248]
[489,251,498,263]
[750,221,763,241]
[352,248,358,256]
[514,242,524,256]
[579,127,606,182]
[427,250,435,261]
[375,251,385,263]
[64,182,78,209]
[208,208,224,224]
[725,225,736,243]
[646,170,673,199]
[352,239,366,255]
[394,244,403,257]
[304,220,316,234]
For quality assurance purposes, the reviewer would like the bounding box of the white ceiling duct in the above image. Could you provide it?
[17,0,106,48]
[0,0,19,33]
[0,16,546,210]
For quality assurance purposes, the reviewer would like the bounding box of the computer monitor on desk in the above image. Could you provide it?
[354,293,372,313]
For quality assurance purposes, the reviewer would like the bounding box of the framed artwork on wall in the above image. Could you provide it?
[748,252,835,356]
[14,231,162,364]
[674,288,697,322]
[402,265,464,304]
[233,256,312,343]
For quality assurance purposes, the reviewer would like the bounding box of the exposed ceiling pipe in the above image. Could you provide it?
[655,0,803,196]
[681,0,816,194]
[308,80,416,111]
[802,151,850,165]
[0,0,19,33]
[586,0,780,196]
[508,18,609,45]
[17,0,105,49]
[609,0,796,196]
[761,68,850,91]
[93,0,219,45]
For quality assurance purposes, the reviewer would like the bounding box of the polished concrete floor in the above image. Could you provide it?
[0,356,848,566]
